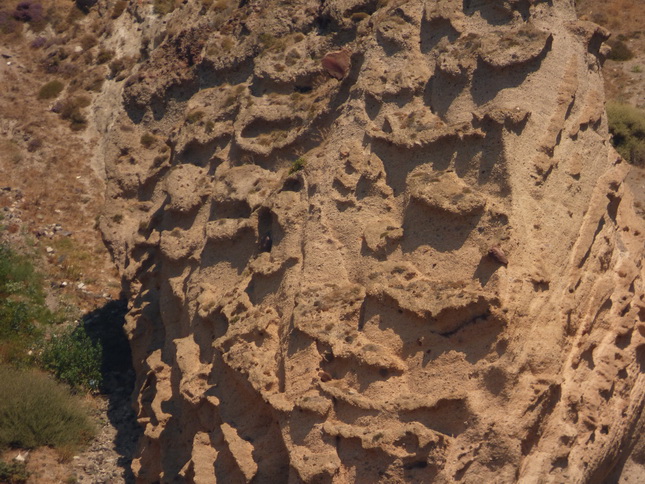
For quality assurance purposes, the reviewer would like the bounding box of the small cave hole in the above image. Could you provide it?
[615,330,632,349]
[282,178,302,192]
[257,208,273,252]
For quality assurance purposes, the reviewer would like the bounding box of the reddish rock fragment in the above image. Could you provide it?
[318,371,332,382]
[488,246,509,265]
[322,50,351,80]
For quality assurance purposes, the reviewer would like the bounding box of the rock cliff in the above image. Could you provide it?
[96,0,645,481]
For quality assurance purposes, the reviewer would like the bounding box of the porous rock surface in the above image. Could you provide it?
[97,0,645,482]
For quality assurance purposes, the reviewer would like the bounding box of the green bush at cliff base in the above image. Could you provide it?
[607,102,645,166]
[0,366,94,450]
[0,244,50,365]
[0,243,101,391]
[41,325,102,391]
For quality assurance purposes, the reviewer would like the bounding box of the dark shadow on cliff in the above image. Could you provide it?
[84,298,141,484]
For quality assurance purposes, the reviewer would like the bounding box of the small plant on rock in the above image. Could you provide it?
[289,157,306,174]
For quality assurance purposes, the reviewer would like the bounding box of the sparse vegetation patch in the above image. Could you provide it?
[55,95,91,131]
[289,157,306,174]
[607,39,634,61]
[607,102,645,166]
[38,79,64,99]
[0,244,51,364]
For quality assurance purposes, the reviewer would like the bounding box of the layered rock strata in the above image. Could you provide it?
[97,0,645,481]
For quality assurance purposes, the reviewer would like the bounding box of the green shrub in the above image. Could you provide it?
[607,102,645,166]
[38,80,64,99]
[289,157,306,174]
[0,460,29,484]
[0,366,94,449]
[40,325,102,391]
[607,40,634,61]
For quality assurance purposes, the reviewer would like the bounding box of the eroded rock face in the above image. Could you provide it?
[98,0,645,482]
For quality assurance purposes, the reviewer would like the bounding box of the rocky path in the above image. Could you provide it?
[72,372,140,484]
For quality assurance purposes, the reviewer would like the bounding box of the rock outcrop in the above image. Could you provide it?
[97,0,645,481]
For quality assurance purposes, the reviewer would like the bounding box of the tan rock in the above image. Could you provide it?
[98,0,645,482]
